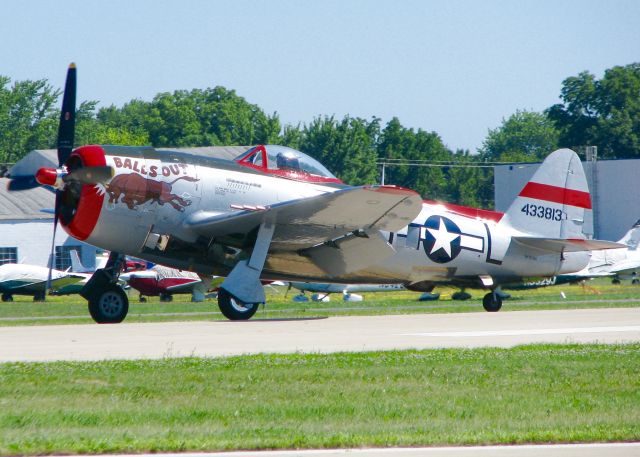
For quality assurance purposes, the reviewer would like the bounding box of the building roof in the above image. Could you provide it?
[2,145,251,221]
[0,177,55,221]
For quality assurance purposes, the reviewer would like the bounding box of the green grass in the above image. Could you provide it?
[0,344,638,454]
[0,278,639,326]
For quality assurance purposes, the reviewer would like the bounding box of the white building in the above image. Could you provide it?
[0,176,97,269]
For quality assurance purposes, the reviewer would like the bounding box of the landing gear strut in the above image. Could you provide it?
[482,291,502,312]
[81,252,129,323]
[217,288,260,320]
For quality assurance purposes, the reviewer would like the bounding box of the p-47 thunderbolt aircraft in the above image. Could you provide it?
[8,65,623,322]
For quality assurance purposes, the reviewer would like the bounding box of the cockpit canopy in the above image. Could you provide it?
[234,145,342,184]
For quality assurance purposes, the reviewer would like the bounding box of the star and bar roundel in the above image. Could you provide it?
[421,215,484,263]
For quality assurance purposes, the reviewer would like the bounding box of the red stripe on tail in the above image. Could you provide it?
[519,182,592,209]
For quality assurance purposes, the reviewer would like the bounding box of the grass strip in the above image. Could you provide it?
[1,344,639,454]
[1,279,640,326]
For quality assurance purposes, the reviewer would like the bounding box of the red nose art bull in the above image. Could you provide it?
[60,145,205,255]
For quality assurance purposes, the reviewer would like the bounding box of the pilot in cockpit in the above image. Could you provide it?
[276,152,300,171]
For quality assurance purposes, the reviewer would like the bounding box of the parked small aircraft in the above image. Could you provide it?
[0,263,84,301]
[7,64,624,322]
[288,281,405,302]
[575,219,640,284]
[120,265,204,302]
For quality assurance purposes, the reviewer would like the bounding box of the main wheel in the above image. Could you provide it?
[1,293,13,302]
[482,292,502,312]
[159,293,173,302]
[88,285,129,323]
[33,291,46,302]
[217,288,259,320]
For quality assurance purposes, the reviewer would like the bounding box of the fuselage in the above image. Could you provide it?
[60,145,590,290]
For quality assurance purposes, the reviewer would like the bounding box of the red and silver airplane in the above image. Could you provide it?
[120,266,203,302]
[8,64,623,322]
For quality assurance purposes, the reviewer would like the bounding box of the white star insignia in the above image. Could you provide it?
[427,218,460,258]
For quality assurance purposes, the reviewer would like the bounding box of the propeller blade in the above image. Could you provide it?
[63,166,114,185]
[57,63,77,166]
[46,194,60,294]
[6,176,41,191]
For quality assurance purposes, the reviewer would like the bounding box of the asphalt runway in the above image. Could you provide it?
[1,307,639,362]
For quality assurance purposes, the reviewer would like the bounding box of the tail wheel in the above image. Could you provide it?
[88,285,129,323]
[482,292,502,312]
[217,288,259,320]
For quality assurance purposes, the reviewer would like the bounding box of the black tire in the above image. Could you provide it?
[217,288,259,320]
[33,291,46,302]
[88,285,129,324]
[482,292,502,312]
[633,279,639,285]
[612,278,621,285]
[159,293,173,302]
[139,295,147,303]
[1,293,13,302]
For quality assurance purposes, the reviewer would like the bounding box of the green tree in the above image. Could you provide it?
[0,76,60,163]
[75,100,149,146]
[547,63,640,158]
[479,110,559,162]
[377,118,450,199]
[298,115,379,185]
[97,87,281,147]
[443,149,494,208]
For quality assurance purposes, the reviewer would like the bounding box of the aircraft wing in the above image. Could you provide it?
[164,279,202,293]
[512,237,627,253]
[185,185,422,252]
[9,274,84,292]
[49,275,85,290]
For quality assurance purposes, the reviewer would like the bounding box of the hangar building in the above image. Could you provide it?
[495,156,638,242]
[1,146,247,269]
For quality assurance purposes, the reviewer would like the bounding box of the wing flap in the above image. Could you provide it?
[301,231,395,276]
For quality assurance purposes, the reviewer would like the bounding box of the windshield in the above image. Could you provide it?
[235,145,337,179]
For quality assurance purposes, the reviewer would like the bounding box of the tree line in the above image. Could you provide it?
[1,63,638,208]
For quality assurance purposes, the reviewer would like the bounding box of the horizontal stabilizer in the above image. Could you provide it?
[513,237,626,253]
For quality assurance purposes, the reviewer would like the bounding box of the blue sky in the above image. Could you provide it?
[2,0,639,152]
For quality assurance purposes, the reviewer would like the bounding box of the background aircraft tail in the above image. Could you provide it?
[501,148,591,239]
[70,249,91,273]
[617,219,640,250]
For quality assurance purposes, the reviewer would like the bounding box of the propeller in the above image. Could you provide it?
[7,64,112,293]
[47,63,78,292]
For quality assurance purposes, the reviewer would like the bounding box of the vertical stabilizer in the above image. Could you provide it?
[70,249,90,273]
[501,149,591,239]
[618,219,640,250]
